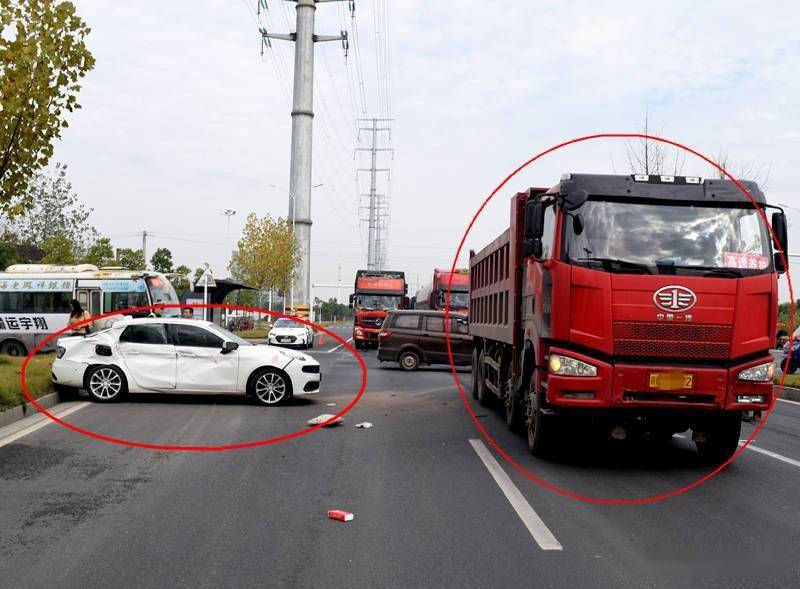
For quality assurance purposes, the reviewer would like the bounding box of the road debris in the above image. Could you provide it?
[354,422,373,429]
[325,402,337,407]
[328,510,354,522]
[307,414,343,427]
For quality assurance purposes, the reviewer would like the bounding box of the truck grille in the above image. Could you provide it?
[613,321,732,359]
[360,318,383,328]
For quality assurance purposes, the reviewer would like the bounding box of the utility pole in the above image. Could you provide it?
[261,1,349,317]
[141,231,148,270]
[222,209,236,276]
[356,118,393,270]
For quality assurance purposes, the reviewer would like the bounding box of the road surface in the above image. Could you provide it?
[1,325,799,587]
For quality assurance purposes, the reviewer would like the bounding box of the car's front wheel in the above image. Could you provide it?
[251,368,292,406]
[398,350,420,371]
[85,365,127,403]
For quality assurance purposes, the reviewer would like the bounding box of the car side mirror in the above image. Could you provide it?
[772,211,789,274]
[221,341,239,354]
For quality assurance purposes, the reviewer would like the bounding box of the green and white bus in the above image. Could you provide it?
[0,264,180,356]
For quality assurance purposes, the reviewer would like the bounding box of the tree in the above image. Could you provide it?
[0,238,18,269]
[116,248,145,270]
[171,264,192,296]
[82,236,114,267]
[231,213,302,302]
[0,0,95,213]
[3,163,97,253]
[150,247,173,274]
[41,234,75,264]
[625,109,685,176]
[713,149,771,191]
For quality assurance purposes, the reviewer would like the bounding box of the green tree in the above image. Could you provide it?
[82,236,114,267]
[116,248,145,270]
[171,264,192,296]
[231,213,301,304]
[41,234,75,264]
[0,238,19,269]
[150,247,173,274]
[0,0,95,212]
[3,163,97,253]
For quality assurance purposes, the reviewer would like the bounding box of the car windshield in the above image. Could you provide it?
[146,276,180,316]
[273,318,306,328]
[357,294,401,310]
[565,200,772,275]
[205,322,252,346]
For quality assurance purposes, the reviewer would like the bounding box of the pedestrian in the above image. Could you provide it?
[67,299,92,336]
[182,307,194,319]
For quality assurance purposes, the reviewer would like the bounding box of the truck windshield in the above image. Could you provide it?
[356,294,401,310]
[441,291,469,309]
[146,276,180,316]
[565,200,772,275]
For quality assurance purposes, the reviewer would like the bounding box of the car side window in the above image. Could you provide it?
[393,314,420,329]
[173,324,224,348]
[119,324,169,345]
[451,319,469,335]
[425,316,445,332]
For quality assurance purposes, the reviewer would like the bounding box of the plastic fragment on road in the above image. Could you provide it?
[354,422,373,429]
[325,402,337,407]
[307,414,343,427]
[328,509,354,522]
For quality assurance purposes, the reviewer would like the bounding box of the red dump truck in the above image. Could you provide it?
[414,268,470,313]
[469,173,787,463]
[350,270,409,349]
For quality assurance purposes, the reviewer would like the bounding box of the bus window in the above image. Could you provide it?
[104,290,149,313]
[0,292,72,313]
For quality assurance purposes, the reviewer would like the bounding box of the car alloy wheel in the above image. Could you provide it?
[88,366,124,401]
[254,371,289,405]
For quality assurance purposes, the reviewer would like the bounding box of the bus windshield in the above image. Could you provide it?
[565,200,772,276]
[146,276,180,316]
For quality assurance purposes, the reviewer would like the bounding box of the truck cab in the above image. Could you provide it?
[349,270,409,349]
[470,173,788,463]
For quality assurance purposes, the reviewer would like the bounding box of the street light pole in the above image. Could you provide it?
[222,209,236,277]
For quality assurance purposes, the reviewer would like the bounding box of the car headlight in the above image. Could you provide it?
[549,354,597,377]
[277,349,308,361]
[738,362,774,382]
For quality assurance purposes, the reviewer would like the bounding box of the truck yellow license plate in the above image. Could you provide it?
[649,372,693,390]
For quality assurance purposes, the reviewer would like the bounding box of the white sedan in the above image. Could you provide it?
[52,318,321,406]
[267,318,315,349]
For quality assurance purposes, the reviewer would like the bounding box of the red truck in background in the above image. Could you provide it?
[469,173,788,463]
[349,270,409,349]
[414,268,470,313]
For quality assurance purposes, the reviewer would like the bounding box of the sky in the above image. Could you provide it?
[51,0,800,301]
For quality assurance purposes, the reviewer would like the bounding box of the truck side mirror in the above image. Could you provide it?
[348,293,355,309]
[772,211,789,273]
[403,296,410,308]
[522,201,545,259]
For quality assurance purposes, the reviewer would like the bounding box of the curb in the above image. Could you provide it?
[0,391,63,430]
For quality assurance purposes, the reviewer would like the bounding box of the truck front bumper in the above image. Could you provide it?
[545,346,774,412]
[353,327,380,345]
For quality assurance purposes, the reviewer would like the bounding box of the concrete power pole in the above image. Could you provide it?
[261,1,348,316]
[141,231,148,270]
[356,118,393,270]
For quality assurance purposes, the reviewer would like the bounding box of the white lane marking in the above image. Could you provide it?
[739,441,800,468]
[328,338,354,353]
[469,439,562,551]
[0,402,89,449]
[777,397,800,407]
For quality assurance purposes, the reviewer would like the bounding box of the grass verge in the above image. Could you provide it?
[0,353,55,411]
[775,374,800,388]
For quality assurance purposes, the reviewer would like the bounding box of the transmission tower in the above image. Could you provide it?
[356,117,393,270]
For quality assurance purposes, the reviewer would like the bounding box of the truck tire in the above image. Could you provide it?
[526,380,552,457]
[695,413,741,464]
[476,350,493,407]
[504,379,523,434]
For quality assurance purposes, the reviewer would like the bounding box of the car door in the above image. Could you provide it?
[171,323,239,393]
[419,315,448,364]
[449,316,473,365]
[117,323,176,389]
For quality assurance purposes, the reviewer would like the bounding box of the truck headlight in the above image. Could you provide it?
[738,362,774,382]
[549,354,597,377]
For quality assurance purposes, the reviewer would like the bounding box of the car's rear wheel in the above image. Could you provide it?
[398,350,420,371]
[251,368,291,406]
[1,340,27,357]
[85,365,127,403]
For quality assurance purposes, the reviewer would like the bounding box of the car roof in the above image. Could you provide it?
[114,317,216,328]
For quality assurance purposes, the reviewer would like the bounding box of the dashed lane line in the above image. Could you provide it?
[0,402,89,449]
[469,439,562,551]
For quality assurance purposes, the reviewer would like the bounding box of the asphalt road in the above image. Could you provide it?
[2,325,800,588]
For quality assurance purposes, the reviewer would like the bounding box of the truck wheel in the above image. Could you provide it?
[471,348,480,400]
[526,382,551,457]
[504,380,523,434]
[695,413,741,464]
[476,350,493,407]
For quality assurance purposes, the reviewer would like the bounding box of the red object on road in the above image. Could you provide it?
[328,509,354,522]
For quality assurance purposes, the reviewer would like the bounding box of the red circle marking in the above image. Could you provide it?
[20,303,367,451]
[443,133,795,505]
